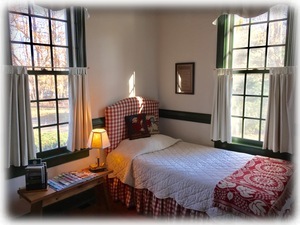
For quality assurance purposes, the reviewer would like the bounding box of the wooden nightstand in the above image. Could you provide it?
[18,169,112,216]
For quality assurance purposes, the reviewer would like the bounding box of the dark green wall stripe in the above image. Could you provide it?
[159,109,211,124]
[92,109,211,128]
[92,117,105,128]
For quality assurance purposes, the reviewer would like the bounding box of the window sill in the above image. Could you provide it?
[7,149,90,179]
[214,141,291,161]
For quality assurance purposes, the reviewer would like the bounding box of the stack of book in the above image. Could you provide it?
[25,159,47,191]
[48,170,99,191]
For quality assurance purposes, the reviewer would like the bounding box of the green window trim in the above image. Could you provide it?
[7,4,90,172]
[214,141,291,161]
[7,149,90,179]
[215,5,294,151]
[6,117,105,179]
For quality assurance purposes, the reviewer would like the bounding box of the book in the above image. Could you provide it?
[47,170,100,191]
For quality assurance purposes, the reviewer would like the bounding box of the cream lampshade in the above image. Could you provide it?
[87,128,110,172]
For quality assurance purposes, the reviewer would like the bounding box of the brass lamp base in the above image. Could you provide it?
[89,166,106,173]
[89,161,106,172]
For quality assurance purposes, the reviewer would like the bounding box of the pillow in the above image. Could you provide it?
[146,115,159,134]
[125,113,150,140]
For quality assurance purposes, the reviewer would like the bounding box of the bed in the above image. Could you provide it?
[104,96,294,219]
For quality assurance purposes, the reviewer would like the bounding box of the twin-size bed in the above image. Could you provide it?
[104,96,294,219]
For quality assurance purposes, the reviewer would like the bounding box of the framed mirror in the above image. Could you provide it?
[175,62,195,94]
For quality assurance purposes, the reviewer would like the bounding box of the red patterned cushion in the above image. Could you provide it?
[125,113,150,140]
[105,97,159,152]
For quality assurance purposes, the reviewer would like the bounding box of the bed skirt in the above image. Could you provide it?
[107,177,208,218]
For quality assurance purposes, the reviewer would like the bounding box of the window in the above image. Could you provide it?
[8,4,71,157]
[220,5,290,146]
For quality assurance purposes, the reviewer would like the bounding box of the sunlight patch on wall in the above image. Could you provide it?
[136,96,144,113]
[129,71,136,97]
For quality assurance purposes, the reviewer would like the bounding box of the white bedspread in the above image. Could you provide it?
[106,134,181,186]
[106,134,254,214]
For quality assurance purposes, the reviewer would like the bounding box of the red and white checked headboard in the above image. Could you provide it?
[105,96,159,152]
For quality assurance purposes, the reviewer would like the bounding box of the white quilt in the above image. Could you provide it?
[106,134,181,186]
[106,134,254,214]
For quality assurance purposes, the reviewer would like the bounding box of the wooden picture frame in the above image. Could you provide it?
[175,62,195,94]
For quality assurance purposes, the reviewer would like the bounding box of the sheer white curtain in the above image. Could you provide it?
[211,69,233,143]
[263,67,295,154]
[212,5,271,25]
[7,66,36,168]
[68,68,92,151]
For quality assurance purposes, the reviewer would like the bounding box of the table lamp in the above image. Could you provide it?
[87,128,110,172]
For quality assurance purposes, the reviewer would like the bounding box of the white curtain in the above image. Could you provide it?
[7,66,36,168]
[211,69,233,143]
[68,68,92,151]
[212,5,272,25]
[263,67,295,154]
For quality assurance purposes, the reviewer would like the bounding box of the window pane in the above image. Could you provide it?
[263,74,269,96]
[30,5,49,17]
[260,120,266,141]
[245,74,262,95]
[270,5,288,20]
[245,97,261,118]
[59,124,68,147]
[267,46,285,67]
[51,9,67,20]
[262,97,268,119]
[232,96,243,116]
[11,43,32,66]
[33,45,51,67]
[57,75,69,98]
[41,126,58,151]
[233,25,249,48]
[31,17,50,44]
[268,21,287,45]
[9,3,71,154]
[53,47,69,67]
[250,12,268,23]
[232,49,247,68]
[249,48,265,68]
[58,100,69,123]
[232,74,244,94]
[234,15,249,25]
[51,20,68,46]
[39,101,57,126]
[231,117,242,138]
[33,128,40,152]
[31,102,38,127]
[228,4,288,143]
[244,119,260,140]
[38,75,55,100]
[250,23,267,47]
[9,14,30,42]
[29,75,36,100]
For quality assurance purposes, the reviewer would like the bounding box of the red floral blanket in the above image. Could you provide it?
[213,156,293,217]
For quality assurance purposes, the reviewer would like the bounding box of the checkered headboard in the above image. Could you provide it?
[105,96,159,152]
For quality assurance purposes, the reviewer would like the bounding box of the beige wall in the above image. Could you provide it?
[85,8,220,146]
[86,9,159,119]
[157,9,219,146]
